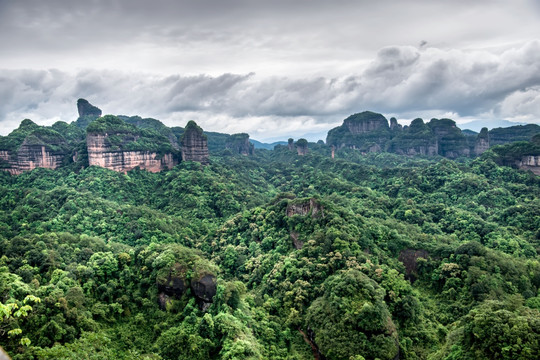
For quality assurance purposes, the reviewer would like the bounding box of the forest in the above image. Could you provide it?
[1,112,540,359]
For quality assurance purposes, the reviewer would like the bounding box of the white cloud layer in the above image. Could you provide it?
[1,1,540,140]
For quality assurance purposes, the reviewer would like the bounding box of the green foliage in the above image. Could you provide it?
[1,126,540,359]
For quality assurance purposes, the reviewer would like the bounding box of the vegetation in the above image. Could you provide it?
[1,118,540,359]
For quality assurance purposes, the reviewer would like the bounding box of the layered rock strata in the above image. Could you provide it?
[87,133,177,173]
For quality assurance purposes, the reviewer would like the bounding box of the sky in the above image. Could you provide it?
[1,0,540,141]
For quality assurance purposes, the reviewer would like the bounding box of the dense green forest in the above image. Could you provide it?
[1,138,540,359]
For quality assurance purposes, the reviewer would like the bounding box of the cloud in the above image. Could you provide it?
[1,41,540,141]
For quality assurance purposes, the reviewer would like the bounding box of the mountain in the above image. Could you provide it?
[460,119,528,132]
[250,139,288,150]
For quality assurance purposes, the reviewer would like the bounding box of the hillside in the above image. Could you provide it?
[1,104,540,359]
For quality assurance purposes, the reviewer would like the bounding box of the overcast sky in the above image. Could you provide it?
[1,0,540,141]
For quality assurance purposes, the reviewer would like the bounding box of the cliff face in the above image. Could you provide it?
[74,99,102,129]
[86,115,178,173]
[0,120,69,174]
[326,111,390,151]
[295,138,309,156]
[428,118,470,158]
[489,124,540,146]
[87,133,177,173]
[225,133,254,155]
[517,155,540,175]
[474,128,490,155]
[181,121,209,164]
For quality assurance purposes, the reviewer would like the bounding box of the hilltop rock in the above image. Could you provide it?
[77,98,102,117]
[428,118,470,158]
[296,138,309,155]
[326,111,390,152]
[474,127,490,155]
[0,120,70,174]
[181,121,209,163]
[390,117,402,131]
[191,274,217,310]
[489,124,540,146]
[87,115,178,173]
[387,118,438,156]
[226,133,254,155]
[286,198,324,218]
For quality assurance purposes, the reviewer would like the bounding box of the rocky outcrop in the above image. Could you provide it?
[326,111,391,152]
[77,98,102,117]
[296,138,309,155]
[489,124,540,146]
[474,127,490,155]
[286,198,324,218]
[181,121,209,164]
[191,274,217,310]
[86,115,178,173]
[344,111,389,134]
[390,117,402,131]
[388,118,438,156]
[0,120,69,174]
[74,99,103,129]
[226,133,254,155]
[428,118,470,158]
[87,133,177,173]
[288,138,294,151]
[1,144,65,175]
[517,155,540,175]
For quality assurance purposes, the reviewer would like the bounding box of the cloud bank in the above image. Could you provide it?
[1,41,540,141]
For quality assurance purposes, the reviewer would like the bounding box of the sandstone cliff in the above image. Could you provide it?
[225,133,254,155]
[326,111,391,152]
[181,121,209,164]
[87,115,178,173]
[295,138,309,155]
[0,119,70,174]
[474,127,490,155]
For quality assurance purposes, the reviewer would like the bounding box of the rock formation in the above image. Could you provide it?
[74,99,103,129]
[181,121,209,163]
[87,115,178,173]
[288,138,294,151]
[389,117,402,131]
[474,127,490,155]
[387,118,438,156]
[191,274,217,310]
[326,111,391,152]
[295,138,308,155]
[286,198,324,218]
[0,120,69,175]
[225,133,254,155]
[517,155,540,175]
[428,118,470,158]
[77,98,102,117]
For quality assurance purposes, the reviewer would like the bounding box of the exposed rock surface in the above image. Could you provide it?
[474,127,490,155]
[77,98,102,117]
[87,115,178,173]
[191,274,217,310]
[157,263,187,310]
[428,118,470,158]
[0,120,69,174]
[326,111,391,152]
[344,111,389,134]
[295,138,309,155]
[87,134,177,173]
[286,198,324,218]
[226,133,254,155]
[181,121,209,164]
[517,155,540,175]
